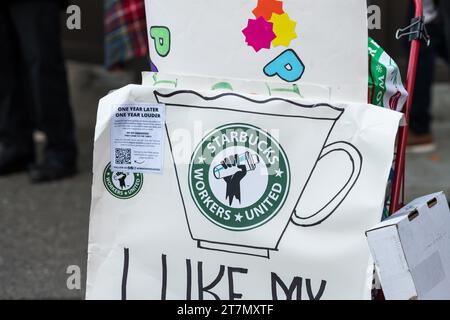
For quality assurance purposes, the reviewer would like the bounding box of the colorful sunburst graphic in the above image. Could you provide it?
[242,0,298,52]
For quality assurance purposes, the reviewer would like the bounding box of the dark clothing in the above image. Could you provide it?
[104,0,149,69]
[410,1,450,134]
[0,0,77,163]
[3,0,69,8]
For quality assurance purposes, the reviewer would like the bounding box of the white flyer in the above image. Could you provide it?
[110,103,165,174]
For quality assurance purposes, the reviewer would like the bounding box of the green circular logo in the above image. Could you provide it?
[103,163,143,199]
[189,123,290,231]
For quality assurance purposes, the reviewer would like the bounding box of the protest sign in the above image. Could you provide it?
[86,84,402,299]
[145,0,368,103]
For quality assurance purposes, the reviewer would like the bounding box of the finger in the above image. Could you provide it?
[224,157,231,168]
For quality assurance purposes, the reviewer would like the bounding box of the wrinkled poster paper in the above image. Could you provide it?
[86,85,402,300]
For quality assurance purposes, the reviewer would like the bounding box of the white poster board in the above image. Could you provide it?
[86,85,402,300]
[145,0,369,103]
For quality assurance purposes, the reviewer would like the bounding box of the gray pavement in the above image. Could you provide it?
[406,84,450,199]
[0,61,449,299]
[0,62,133,299]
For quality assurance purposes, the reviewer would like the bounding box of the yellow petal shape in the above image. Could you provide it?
[270,13,297,47]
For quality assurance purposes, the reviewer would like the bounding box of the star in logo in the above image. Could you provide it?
[197,155,207,164]
[270,13,297,47]
[235,213,243,222]
[275,168,284,177]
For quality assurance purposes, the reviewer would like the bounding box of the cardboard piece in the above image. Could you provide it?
[366,192,450,300]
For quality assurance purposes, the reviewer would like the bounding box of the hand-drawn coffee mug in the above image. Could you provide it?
[156,90,362,258]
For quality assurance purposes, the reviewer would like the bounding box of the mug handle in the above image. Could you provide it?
[290,142,362,227]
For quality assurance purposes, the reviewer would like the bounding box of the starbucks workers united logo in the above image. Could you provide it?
[189,124,290,231]
[103,163,143,199]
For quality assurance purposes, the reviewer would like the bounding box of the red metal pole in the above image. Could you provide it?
[390,0,423,214]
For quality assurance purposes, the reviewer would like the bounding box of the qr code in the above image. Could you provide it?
[115,148,132,165]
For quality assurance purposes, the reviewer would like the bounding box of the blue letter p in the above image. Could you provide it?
[264,49,305,82]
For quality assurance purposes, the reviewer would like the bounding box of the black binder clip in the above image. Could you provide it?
[396,16,431,46]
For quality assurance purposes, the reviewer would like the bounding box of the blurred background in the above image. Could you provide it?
[0,0,449,299]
